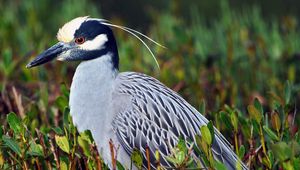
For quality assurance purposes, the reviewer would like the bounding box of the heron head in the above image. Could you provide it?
[26,16,119,69]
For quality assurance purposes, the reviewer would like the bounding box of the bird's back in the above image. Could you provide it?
[112,72,247,169]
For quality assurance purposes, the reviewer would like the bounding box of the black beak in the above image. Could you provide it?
[26,42,64,68]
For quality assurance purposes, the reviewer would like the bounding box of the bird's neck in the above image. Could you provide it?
[69,53,118,132]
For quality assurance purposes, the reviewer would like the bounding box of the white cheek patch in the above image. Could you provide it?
[79,34,108,51]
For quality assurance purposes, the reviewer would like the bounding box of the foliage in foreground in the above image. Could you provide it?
[0,0,300,169]
[0,81,299,170]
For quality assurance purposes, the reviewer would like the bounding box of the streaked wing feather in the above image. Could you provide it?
[112,72,246,170]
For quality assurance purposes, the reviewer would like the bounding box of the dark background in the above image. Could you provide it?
[98,0,300,29]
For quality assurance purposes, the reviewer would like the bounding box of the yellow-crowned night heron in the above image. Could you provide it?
[27,16,247,170]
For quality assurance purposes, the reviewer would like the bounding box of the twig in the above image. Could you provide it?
[7,152,21,167]
[12,86,25,118]
[109,139,116,170]
[244,145,262,169]
[243,145,262,161]
[49,135,60,170]
[246,126,254,169]
[1,86,13,111]
[23,160,29,170]
[70,156,78,170]
[234,131,239,155]
[173,81,185,92]
[146,146,151,170]
[36,129,52,170]
[4,163,19,170]
[22,147,30,170]
[257,120,271,168]
[92,143,102,170]
[78,146,88,170]
[35,158,41,170]
[179,143,194,169]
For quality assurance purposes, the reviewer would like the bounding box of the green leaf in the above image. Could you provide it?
[60,157,69,170]
[79,130,93,144]
[293,157,300,170]
[268,150,274,166]
[55,135,70,154]
[116,160,125,170]
[55,96,68,112]
[271,112,281,132]
[247,105,262,123]
[131,149,143,170]
[78,135,91,157]
[251,119,260,135]
[186,157,194,167]
[200,125,212,145]
[195,135,209,166]
[238,145,245,159]
[290,141,300,156]
[220,111,233,130]
[166,156,177,165]
[271,142,292,162]
[155,150,160,161]
[240,120,251,139]
[22,116,30,126]
[3,48,12,68]
[214,160,227,170]
[284,80,291,105]
[283,161,294,170]
[196,135,208,155]
[207,121,215,142]
[2,135,21,156]
[7,112,24,135]
[230,111,238,132]
[254,98,263,115]
[28,143,43,156]
[262,157,271,169]
[60,83,70,98]
[176,151,185,164]
[52,127,64,135]
[63,107,74,134]
[295,132,300,143]
[236,160,243,170]
[177,136,187,153]
[87,160,95,170]
[63,107,70,127]
[263,126,279,141]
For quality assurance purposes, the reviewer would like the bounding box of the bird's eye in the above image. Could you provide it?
[75,37,85,44]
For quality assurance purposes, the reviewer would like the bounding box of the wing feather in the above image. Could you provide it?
[112,72,247,170]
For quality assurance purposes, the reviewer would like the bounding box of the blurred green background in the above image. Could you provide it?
[1,0,299,113]
[0,0,300,169]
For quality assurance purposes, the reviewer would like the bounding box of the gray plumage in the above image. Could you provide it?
[113,72,246,169]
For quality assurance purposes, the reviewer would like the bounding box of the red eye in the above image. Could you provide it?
[75,37,85,44]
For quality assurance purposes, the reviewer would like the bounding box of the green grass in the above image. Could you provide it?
[0,0,300,169]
